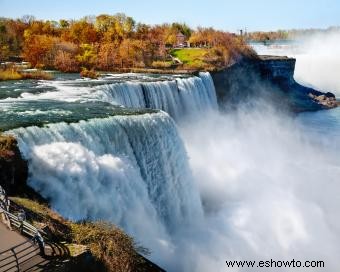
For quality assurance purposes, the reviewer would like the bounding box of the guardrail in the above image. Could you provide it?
[0,185,45,271]
[0,239,40,272]
[0,209,44,245]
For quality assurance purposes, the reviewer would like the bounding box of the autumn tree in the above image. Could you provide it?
[0,18,27,58]
[97,43,118,70]
[54,42,78,72]
[171,22,192,38]
[23,34,57,67]
[62,20,98,44]
[0,13,256,71]
[76,43,97,68]
[119,39,145,68]
[95,13,135,44]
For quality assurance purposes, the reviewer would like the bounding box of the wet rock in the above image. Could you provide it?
[0,135,28,194]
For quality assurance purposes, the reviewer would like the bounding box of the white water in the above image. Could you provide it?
[251,31,340,97]
[97,82,146,108]
[12,112,203,263]
[3,72,217,121]
[9,56,340,272]
[178,106,340,271]
[95,72,218,119]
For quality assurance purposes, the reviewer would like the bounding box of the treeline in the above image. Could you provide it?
[246,30,289,42]
[247,26,340,42]
[0,14,256,71]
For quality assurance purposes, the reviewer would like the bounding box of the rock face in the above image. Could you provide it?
[211,55,337,112]
[0,135,28,195]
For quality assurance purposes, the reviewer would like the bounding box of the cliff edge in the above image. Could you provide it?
[0,135,28,194]
[211,55,337,112]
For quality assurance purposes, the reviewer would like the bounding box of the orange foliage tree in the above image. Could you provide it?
[1,13,256,71]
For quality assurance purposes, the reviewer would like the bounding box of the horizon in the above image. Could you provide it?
[1,0,340,32]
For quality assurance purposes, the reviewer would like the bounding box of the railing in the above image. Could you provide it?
[0,190,11,230]
[0,209,44,243]
[0,239,40,272]
[0,185,45,271]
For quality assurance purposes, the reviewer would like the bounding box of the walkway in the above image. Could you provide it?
[0,221,48,272]
[0,221,71,272]
[0,184,67,272]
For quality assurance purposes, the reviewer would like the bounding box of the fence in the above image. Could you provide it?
[0,185,45,272]
[0,240,40,272]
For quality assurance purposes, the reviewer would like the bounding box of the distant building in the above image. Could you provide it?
[176,32,186,47]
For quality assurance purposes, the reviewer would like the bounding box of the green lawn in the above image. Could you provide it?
[170,48,209,66]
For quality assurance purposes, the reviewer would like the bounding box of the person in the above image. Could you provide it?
[17,209,26,234]
[33,231,45,257]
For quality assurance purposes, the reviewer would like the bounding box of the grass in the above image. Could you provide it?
[20,70,53,80]
[0,68,53,81]
[151,60,173,69]
[170,48,210,67]
[0,69,22,80]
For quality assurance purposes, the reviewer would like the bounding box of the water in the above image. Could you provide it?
[2,71,216,268]
[2,41,340,271]
[0,72,216,126]
[95,72,217,120]
[10,113,203,261]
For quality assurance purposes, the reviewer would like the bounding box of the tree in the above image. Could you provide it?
[54,41,78,72]
[97,43,118,70]
[21,15,35,25]
[171,22,192,38]
[23,35,56,67]
[76,43,97,68]
[63,20,98,44]
[118,39,145,68]
[59,19,69,28]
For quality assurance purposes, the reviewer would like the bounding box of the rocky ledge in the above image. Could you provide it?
[0,134,28,194]
[308,93,337,108]
[211,55,337,112]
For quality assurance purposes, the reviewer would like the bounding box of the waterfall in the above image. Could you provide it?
[142,80,181,120]
[96,81,146,108]
[95,72,218,119]
[5,71,219,268]
[177,72,218,115]
[11,112,203,238]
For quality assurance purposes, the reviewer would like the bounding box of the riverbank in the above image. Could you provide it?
[0,67,53,81]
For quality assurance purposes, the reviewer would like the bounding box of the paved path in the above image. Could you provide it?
[0,222,48,272]
[0,222,27,251]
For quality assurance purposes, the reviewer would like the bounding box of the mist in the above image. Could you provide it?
[254,30,340,96]
[176,104,340,271]
[293,32,340,97]
[10,33,340,271]
[167,33,340,271]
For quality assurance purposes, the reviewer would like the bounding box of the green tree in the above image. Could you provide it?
[76,43,97,68]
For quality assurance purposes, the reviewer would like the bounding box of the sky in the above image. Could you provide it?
[0,0,339,32]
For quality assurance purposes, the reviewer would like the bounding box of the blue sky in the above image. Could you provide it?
[0,0,339,31]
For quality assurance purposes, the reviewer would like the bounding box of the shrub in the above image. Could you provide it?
[71,222,149,272]
[0,67,53,81]
[0,68,22,80]
[151,60,173,68]
[0,134,16,159]
[20,70,53,80]
[80,68,99,79]
[10,197,149,272]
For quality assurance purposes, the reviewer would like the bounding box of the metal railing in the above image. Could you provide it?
[0,239,40,272]
[0,186,45,271]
